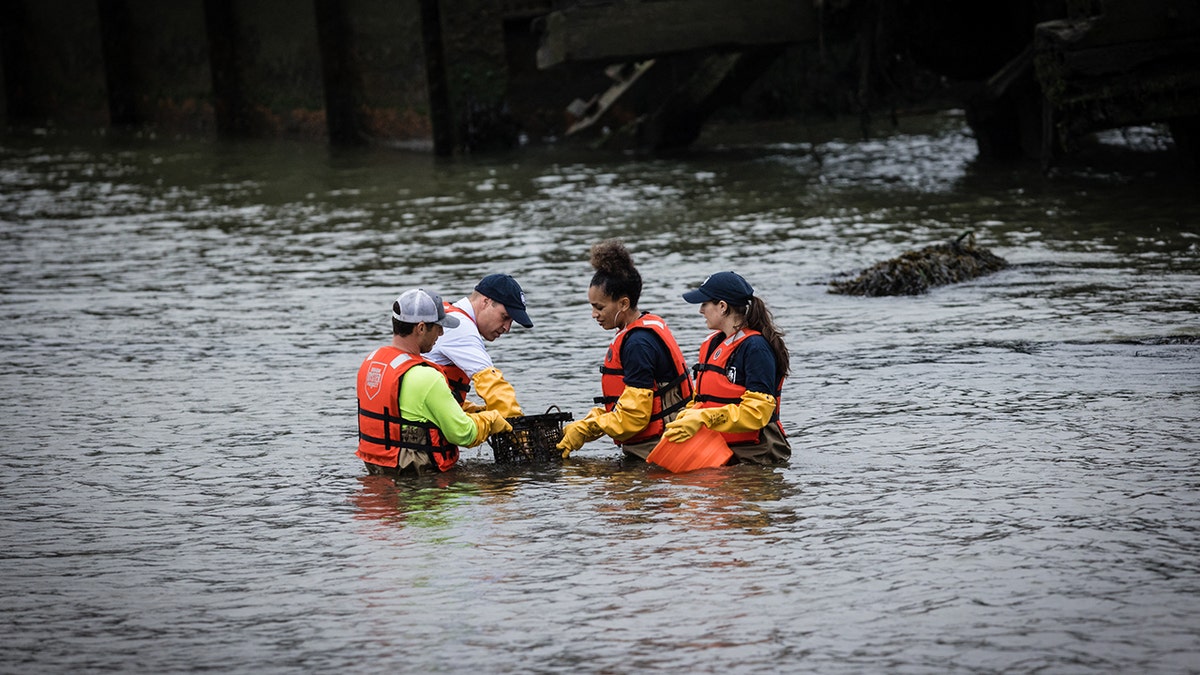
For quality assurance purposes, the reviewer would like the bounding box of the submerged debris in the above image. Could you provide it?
[829,231,1008,296]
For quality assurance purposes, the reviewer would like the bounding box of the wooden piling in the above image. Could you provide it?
[96,0,138,127]
[203,0,253,137]
[418,0,454,155]
[314,0,366,145]
[0,0,109,128]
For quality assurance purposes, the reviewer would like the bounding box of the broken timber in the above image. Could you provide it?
[565,60,656,137]
[539,0,816,151]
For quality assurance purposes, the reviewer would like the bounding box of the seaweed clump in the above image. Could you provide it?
[829,232,1008,296]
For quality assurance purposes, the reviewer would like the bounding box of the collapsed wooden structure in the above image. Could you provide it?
[535,0,816,151]
[968,0,1200,167]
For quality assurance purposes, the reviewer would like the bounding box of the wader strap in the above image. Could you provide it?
[647,372,690,421]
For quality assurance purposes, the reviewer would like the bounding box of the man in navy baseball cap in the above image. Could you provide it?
[426,273,533,418]
[474,273,533,329]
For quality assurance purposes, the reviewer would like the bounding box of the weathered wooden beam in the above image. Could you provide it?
[537,0,816,69]
[97,0,139,126]
[315,0,367,145]
[0,1,30,123]
[203,0,252,137]
[417,0,453,155]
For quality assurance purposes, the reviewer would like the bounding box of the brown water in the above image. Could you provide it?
[2,113,1199,673]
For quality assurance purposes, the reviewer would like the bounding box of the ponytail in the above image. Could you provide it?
[744,296,789,379]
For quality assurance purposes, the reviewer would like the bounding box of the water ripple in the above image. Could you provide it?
[2,118,1199,673]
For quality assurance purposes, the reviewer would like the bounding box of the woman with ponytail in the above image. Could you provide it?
[664,271,791,465]
[556,240,693,461]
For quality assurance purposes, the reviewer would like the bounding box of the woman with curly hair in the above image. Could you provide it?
[556,240,693,461]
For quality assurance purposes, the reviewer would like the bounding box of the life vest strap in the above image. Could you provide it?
[594,370,689,407]
[644,372,690,421]
[649,395,686,422]
[694,393,742,406]
[358,404,441,452]
[659,371,688,392]
[359,405,397,424]
[692,362,725,376]
[358,430,441,452]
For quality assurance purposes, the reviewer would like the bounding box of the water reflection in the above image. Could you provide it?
[604,463,789,533]
[351,474,477,530]
[352,456,795,537]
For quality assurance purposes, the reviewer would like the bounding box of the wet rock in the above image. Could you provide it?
[829,231,1008,296]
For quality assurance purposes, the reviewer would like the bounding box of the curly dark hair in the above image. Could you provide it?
[589,239,642,307]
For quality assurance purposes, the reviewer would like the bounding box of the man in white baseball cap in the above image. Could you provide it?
[355,288,512,475]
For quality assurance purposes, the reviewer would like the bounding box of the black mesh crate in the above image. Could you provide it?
[489,406,573,464]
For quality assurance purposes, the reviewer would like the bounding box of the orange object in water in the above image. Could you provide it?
[646,426,733,473]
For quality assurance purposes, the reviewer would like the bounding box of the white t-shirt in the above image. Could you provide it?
[426,297,494,377]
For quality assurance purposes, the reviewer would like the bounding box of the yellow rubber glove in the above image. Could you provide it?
[461,399,487,414]
[556,407,604,458]
[467,409,513,447]
[592,386,654,442]
[662,391,776,442]
[706,391,776,433]
[472,367,523,418]
[662,406,707,443]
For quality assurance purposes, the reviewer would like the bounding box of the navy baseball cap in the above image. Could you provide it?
[475,273,533,328]
[682,271,754,304]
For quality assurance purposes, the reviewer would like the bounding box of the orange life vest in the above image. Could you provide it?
[356,345,459,472]
[596,312,693,445]
[692,330,784,445]
[438,303,475,404]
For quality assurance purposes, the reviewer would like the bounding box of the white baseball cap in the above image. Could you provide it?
[392,288,459,328]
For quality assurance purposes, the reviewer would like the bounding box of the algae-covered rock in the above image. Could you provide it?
[829,232,1008,296]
